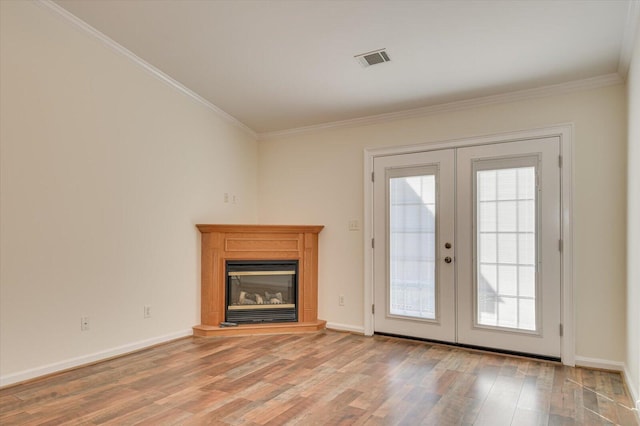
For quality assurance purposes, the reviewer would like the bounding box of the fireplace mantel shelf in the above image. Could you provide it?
[196,224,324,234]
[193,224,325,337]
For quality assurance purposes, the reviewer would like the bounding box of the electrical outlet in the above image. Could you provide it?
[144,305,152,319]
[348,220,359,231]
[339,295,345,306]
[80,316,90,331]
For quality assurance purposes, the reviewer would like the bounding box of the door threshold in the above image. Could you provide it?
[374,332,561,363]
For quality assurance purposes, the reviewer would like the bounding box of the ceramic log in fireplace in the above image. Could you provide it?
[193,224,325,337]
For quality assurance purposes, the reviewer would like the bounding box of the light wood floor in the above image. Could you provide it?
[0,331,637,425]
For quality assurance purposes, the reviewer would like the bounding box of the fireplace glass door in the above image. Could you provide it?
[226,261,298,323]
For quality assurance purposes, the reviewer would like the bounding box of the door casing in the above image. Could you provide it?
[363,124,575,366]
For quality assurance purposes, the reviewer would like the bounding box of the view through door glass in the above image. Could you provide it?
[476,165,537,331]
[389,174,436,320]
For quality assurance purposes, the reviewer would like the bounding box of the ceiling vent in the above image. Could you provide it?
[355,49,391,67]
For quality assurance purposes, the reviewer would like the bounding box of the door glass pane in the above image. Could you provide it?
[476,167,536,331]
[389,174,436,320]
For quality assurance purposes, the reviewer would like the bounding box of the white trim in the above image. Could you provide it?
[325,322,365,335]
[36,0,257,139]
[622,364,640,413]
[364,124,575,365]
[259,75,620,141]
[575,356,626,372]
[618,0,640,79]
[560,125,576,367]
[364,149,375,337]
[0,329,193,388]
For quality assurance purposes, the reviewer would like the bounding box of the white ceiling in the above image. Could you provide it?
[52,0,638,135]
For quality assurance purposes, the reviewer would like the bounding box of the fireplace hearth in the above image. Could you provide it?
[226,260,298,324]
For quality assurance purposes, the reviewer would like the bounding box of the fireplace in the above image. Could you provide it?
[226,260,298,324]
[193,224,325,337]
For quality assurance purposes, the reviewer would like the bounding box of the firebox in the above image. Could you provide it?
[226,260,298,324]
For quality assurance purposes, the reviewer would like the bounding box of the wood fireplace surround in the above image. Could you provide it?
[193,224,326,337]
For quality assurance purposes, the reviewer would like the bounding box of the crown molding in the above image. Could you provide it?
[618,0,640,79]
[258,73,623,141]
[37,0,257,139]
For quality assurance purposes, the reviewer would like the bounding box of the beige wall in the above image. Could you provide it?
[626,21,640,407]
[258,84,628,363]
[0,1,258,383]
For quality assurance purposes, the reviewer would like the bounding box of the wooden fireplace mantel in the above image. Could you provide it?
[193,224,326,337]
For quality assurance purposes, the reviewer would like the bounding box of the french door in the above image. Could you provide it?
[372,137,561,357]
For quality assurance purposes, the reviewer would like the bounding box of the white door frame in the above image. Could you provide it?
[363,123,575,366]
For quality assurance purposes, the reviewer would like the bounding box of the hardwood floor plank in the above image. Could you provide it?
[422,393,483,425]
[131,407,194,426]
[518,375,552,413]
[175,389,231,414]
[262,395,318,426]
[512,407,550,426]
[397,388,441,423]
[471,374,529,425]
[1,331,637,426]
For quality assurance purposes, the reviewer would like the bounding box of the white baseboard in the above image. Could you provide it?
[574,355,626,371]
[623,365,640,414]
[325,322,365,335]
[0,329,193,388]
